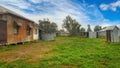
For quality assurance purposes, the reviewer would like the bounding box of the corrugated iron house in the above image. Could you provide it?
[99,26,119,42]
[88,32,97,38]
[0,6,34,45]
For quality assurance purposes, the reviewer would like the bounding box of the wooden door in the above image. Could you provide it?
[39,30,42,39]
[106,30,111,42]
[86,32,89,38]
[96,32,99,38]
[0,20,7,44]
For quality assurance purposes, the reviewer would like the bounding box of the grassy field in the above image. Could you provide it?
[0,37,120,68]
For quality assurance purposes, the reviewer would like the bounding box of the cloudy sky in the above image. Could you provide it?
[0,0,120,30]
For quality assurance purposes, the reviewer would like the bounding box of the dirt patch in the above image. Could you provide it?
[55,39,71,43]
[62,65,79,68]
[0,42,56,62]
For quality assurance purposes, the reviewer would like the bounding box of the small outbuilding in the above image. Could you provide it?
[0,6,35,45]
[99,26,119,42]
[58,31,70,36]
[85,32,96,38]
[89,32,97,38]
[39,29,56,41]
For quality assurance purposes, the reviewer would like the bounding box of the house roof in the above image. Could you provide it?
[0,5,34,23]
[100,25,119,31]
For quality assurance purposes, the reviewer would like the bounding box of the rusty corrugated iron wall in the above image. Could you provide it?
[0,14,34,45]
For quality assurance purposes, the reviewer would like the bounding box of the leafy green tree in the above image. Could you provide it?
[59,29,65,32]
[94,25,102,32]
[50,22,58,33]
[80,27,85,32]
[39,19,58,33]
[62,15,81,36]
[80,27,86,36]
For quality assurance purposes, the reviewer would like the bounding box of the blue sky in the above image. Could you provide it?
[0,0,120,30]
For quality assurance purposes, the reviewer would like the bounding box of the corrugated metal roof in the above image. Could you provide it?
[0,5,34,22]
[100,25,119,31]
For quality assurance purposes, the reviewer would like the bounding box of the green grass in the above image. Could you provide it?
[0,37,120,68]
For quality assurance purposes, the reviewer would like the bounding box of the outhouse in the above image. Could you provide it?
[99,26,119,42]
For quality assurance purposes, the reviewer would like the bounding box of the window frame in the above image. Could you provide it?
[27,25,32,35]
[13,21,20,35]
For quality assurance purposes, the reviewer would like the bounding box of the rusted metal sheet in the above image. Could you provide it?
[7,14,34,44]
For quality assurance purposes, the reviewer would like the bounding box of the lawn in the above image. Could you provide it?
[0,37,120,68]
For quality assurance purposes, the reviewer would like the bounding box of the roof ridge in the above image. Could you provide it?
[0,5,34,23]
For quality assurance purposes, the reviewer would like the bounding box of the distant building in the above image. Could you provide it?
[0,6,35,45]
[58,31,70,36]
[98,25,119,42]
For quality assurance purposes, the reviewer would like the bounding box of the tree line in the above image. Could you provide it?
[39,15,103,36]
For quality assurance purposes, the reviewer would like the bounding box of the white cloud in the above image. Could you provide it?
[100,4,109,10]
[28,0,42,3]
[0,0,31,9]
[100,0,120,11]
[0,0,111,30]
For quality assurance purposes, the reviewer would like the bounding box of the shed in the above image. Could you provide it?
[89,32,97,38]
[99,26,119,42]
[0,6,35,45]
[58,31,70,36]
[85,32,96,38]
[39,29,56,41]
[41,33,56,41]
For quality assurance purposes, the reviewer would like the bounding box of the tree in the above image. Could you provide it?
[102,27,106,29]
[39,19,58,33]
[80,27,85,32]
[80,27,86,36]
[94,25,102,32]
[87,24,92,32]
[62,15,81,36]
[58,29,65,35]
[50,22,58,33]
[59,29,65,32]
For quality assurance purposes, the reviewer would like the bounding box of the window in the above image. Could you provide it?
[13,22,20,34]
[27,26,31,35]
